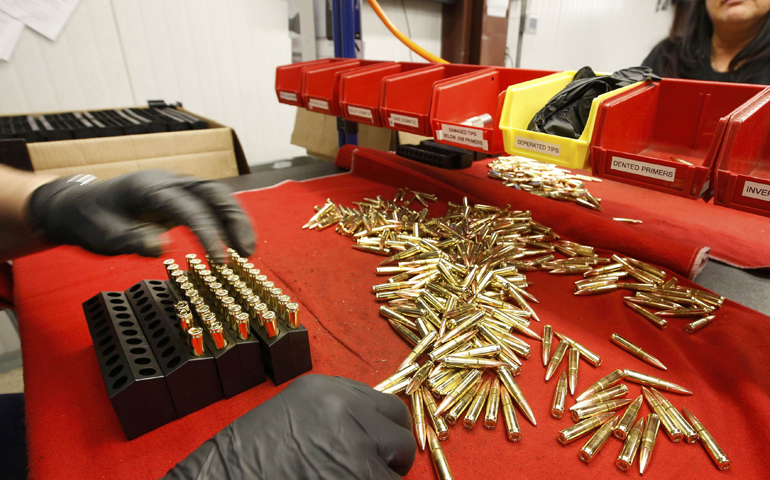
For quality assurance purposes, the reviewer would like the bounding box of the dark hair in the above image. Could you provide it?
[656,0,770,83]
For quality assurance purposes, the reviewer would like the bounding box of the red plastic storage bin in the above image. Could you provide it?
[339,62,435,127]
[301,59,388,116]
[591,78,764,199]
[379,64,492,136]
[714,87,770,217]
[275,58,348,107]
[429,67,556,154]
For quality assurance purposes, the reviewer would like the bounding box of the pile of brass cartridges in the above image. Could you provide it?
[550,364,729,473]
[571,255,723,333]
[305,188,729,477]
[488,156,603,211]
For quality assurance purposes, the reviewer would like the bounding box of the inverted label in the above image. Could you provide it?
[279,91,298,102]
[437,124,488,151]
[742,181,770,202]
[610,156,676,182]
[307,98,329,111]
[514,136,560,157]
[389,113,419,128]
[347,106,373,119]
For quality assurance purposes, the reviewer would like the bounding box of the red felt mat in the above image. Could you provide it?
[344,150,770,270]
[14,151,770,480]
[337,147,709,279]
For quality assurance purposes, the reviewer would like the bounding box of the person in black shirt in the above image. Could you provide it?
[643,0,770,84]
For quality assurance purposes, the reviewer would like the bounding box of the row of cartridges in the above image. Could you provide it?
[163,250,301,355]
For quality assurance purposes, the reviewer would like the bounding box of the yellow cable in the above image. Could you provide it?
[366,0,448,64]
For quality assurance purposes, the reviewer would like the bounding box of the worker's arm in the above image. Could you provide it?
[0,165,255,263]
[0,165,58,260]
[164,375,416,480]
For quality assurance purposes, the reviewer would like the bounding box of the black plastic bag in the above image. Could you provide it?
[528,66,661,139]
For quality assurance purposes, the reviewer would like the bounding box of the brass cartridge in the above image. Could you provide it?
[426,427,454,480]
[422,386,449,441]
[558,412,615,445]
[545,339,569,382]
[578,416,619,463]
[410,391,426,451]
[625,370,692,395]
[500,386,522,442]
[188,327,205,356]
[463,379,490,430]
[446,381,481,426]
[613,395,643,440]
[610,333,667,370]
[551,371,568,419]
[209,322,227,349]
[639,413,660,475]
[235,312,250,340]
[685,315,716,333]
[264,311,279,338]
[484,377,501,429]
[572,399,632,422]
[642,387,682,442]
[555,333,602,367]
[651,389,698,443]
[683,408,731,471]
[567,348,579,395]
[571,384,629,412]
[542,324,553,367]
[575,369,625,402]
[498,366,536,426]
[374,362,419,392]
[615,417,644,471]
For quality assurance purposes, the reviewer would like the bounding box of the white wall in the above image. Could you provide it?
[0,0,672,165]
[361,0,442,63]
[507,0,674,72]
[0,0,443,165]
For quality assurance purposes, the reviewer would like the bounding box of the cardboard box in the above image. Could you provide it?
[0,107,249,180]
[291,108,397,161]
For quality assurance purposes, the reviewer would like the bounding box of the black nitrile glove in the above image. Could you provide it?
[27,171,254,263]
[164,375,416,480]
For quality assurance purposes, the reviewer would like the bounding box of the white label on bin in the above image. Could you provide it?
[279,91,298,102]
[389,114,419,128]
[308,98,329,111]
[437,124,488,151]
[742,181,770,201]
[514,136,561,157]
[610,156,676,182]
[347,106,373,119]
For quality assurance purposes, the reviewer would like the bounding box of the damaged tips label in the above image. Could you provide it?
[438,124,488,150]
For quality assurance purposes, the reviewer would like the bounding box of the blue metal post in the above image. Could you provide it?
[331,0,360,147]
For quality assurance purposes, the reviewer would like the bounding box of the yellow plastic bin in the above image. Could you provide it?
[499,71,646,169]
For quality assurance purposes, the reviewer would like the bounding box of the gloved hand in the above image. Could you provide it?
[27,171,254,263]
[164,375,416,480]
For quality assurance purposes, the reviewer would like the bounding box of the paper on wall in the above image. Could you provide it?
[486,0,509,18]
[0,0,81,41]
[0,9,23,61]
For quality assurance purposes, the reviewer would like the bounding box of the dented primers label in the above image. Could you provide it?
[279,91,298,102]
[389,114,419,128]
[347,106,373,119]
[437,124,488,150]
[610,156,676,182]
[515,136,561,157]
[307,98,329,110]
[742,181,770,202]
